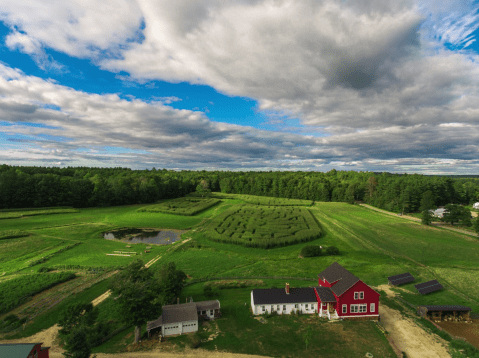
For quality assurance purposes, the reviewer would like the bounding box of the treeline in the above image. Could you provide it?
[1,165,478,213]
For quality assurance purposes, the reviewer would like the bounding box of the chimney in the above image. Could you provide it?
[285,283,290,295]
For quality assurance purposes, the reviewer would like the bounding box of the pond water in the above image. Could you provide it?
[103,228,187,245]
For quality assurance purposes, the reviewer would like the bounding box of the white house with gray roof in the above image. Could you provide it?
[147,300,220,337]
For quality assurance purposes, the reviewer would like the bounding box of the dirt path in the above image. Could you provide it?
[376,285,451,358]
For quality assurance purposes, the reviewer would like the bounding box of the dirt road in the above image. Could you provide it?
[377,285,452,358]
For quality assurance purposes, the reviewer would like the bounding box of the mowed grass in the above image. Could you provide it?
[0,207,79,219]
[165,281,396,358]
[214,193,314,206]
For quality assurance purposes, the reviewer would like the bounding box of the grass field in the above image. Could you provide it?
[214,193,314,206]
[0,207,79,219]
[1,194,479,357]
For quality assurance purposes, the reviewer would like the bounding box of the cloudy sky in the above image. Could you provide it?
[1,0,479,173]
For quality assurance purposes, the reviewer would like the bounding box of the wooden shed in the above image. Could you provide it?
[417,305,472,322]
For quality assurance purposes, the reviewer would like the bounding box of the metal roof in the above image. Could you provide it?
[388,272,415,286]
[252,287,317,305]
[317,262,360,297]
[415,280,444,295]
[196,300,220,311]
[0,343,40,357]
[314,286,337,302]
[418,305,472,311]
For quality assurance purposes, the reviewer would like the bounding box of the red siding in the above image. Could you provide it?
[337,280,379,317]
[29,344,49,358]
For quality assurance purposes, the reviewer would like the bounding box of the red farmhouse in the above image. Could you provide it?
[0,343,50,358]
[316,262,380,320]
[251,262,380,321]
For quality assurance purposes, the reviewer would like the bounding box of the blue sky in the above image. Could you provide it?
[1,0,479,173]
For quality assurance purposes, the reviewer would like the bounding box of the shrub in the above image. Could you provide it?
[325,246,340,255]
[301,245,322,257]
[189,332,201,348]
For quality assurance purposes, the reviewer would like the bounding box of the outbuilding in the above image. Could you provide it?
[0,343,50,358]
[417,305,472,322]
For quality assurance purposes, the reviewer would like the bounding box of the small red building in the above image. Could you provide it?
[316,262,380,320]
[0,343,50,358]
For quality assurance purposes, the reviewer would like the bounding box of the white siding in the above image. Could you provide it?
[162,320,199,336]
[181,320,198,334]
[252,302,317,315]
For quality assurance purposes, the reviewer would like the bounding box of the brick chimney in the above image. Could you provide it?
[285,283,290,294]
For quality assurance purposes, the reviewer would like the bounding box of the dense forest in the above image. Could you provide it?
[0,165,478,213]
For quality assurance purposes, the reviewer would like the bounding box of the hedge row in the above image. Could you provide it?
[204,204,322,248]
[138,197,221,216]
[28,242,82,267]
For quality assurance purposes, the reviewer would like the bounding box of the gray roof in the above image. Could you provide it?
[419,305,472,311]
[147,300,221,331]
[0,343,41,357]
[318,262,360,296]
[161,302,198,324]
[314,286,337,302]
[252,287,317,305]
[388,272,415,286]
[196,300,220,311]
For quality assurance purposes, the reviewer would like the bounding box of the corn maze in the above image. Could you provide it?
[205,204,322,248]
[138,197,221,216]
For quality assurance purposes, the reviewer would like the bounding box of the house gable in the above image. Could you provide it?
[337,280,380,317]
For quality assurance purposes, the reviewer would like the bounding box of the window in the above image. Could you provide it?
[354,292,359,300]
[277,305,280,310]
[210,310,214,315]
[202,310,206,315]
[342,304,347,314]
[271,305,274,311]
[262,306,265,312]
[359,292,364,299]
[283,305,286,310]
[350,304,359,313]
[305,304,308,309]
[295,304,298,309]
[359,304,367,313]
[370,303,375,312]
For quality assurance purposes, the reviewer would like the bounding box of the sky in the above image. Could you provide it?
[1,0,479,174]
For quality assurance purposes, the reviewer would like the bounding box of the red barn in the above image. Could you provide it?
[316,262,380,320]
[0,343,50,358]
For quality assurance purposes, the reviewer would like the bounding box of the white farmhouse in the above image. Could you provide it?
[430,208,447,218]
[147,300,220,337]
[473,202,479,210]
[251,283,318,316]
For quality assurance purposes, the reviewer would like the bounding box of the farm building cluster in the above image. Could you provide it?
[251,262,380,321]
[0,343,50,358]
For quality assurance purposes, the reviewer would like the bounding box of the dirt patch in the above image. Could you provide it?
[436,319,479,350]
[2,324,65,356]
[379,304,451,358]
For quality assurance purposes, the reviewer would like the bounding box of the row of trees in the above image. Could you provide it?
[1,165,479,212]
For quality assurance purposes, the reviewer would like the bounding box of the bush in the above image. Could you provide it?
[38,266,51,273]
[189,332,202,348]
[325,246,340,255]
[301,245,322,257]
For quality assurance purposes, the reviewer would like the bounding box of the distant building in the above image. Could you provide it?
[430,208,447,218]
[0,343,50,358]
[147,300,221,337]
[473,202,479,210]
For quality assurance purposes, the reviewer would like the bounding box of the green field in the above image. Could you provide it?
[138,197,221,215]
[215,193,314,206]
[204,204,321,248]
[0,207,79,219]
[1,194,479,357]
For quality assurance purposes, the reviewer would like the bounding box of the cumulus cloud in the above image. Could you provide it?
[1,0,479,173]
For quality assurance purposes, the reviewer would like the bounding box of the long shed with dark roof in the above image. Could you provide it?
[417,305,472,322]
[388,272,415,286]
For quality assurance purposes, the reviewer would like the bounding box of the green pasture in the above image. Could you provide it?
[0,207,78,219]
[138,197,221,216]
[204,204,321,248]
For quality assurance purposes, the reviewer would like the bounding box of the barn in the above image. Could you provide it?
[0,343,50,358]
[251,262,380,321]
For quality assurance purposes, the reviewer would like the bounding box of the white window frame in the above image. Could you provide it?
[350,304,359,313]
[305,304,308,309]
[370,303,375,312]
[359,304,367,313]
[277,305,280,310]
[354,292,359,300]
[359,291,364,299]
[262,306,265,312]
[283,305,286,311]
[342,304,347,313]
[271,305,274,311]
[295,304,298,309]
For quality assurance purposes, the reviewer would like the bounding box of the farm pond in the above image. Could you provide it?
[103,228,187,245]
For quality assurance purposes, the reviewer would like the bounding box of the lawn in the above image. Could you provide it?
[138,197,221,215]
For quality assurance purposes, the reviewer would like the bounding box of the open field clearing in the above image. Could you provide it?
[205,204,321,248]
[0,207,79,219]
[138,197,221,215]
